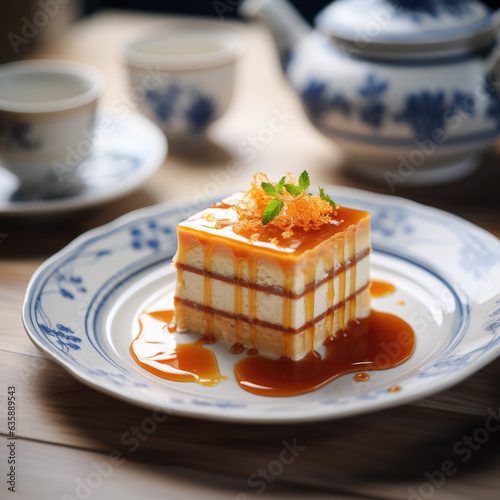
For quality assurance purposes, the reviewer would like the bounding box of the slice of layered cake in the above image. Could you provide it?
[173,172,371,360]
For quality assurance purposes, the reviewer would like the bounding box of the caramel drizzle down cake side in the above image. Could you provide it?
[173,171,372,360]
[283,270,293,355]
[133,172,422,394]
[202,242,215,337]
[326,251,335,337]
[249,254,258,347]
[234,257,244,346]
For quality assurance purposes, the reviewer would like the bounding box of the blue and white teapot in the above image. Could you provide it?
[240,0,500,188]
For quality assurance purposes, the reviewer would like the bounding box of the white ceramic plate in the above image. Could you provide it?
[0,113,167,216]
[22,187,500,423]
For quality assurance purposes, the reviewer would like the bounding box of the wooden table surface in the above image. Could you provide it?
[1,10,500,500]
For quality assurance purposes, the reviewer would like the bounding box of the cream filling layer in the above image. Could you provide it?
[174,239,371,295]
[175,256,370,331]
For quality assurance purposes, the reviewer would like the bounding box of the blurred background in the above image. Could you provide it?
[81,0,500,20]
[2,0,499,63]
[1,3,500,500]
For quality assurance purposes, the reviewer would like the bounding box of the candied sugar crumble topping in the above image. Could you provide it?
[231,173,336,240]
[200,212,221,229]
[201,212,216,222]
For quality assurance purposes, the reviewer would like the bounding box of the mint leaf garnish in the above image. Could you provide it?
[319,186,337,209]
[259,171,338,226]
[261,182,277,196]
[276,176,286,196]
[298,170,310,192]
[284,183,302,196]
[262,199,284,225]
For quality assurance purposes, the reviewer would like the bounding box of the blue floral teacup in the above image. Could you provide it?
[124,22,245,146]
[0,60,104,197]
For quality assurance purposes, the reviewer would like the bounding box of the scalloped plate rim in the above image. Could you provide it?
[21,186,500,423]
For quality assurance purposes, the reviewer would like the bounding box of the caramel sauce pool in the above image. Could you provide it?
[389,385,402,393]
[370,280,397,298]
[234,310,414,397]
[131,301,414,397]
[130,309,227,387]
[353,373,370,382]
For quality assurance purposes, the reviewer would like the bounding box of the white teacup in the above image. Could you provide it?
[124,22,245,145]
[0,60,104,198]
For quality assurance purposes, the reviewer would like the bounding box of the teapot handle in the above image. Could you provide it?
[239,0,310,67]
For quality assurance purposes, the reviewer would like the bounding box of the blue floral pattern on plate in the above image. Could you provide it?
[22,187,500,422]
[130,221,173,253]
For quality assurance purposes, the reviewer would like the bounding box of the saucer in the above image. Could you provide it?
[0,113,167,217]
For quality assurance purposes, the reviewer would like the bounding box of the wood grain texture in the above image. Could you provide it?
[0,9,499,500]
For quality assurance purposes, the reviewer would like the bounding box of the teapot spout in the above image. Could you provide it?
[239,0,310,69]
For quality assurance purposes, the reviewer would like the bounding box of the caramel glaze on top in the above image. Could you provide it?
[175,199,370,355]
[203,201,370,255]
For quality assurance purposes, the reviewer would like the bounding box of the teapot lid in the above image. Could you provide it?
[316,0,495,49]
